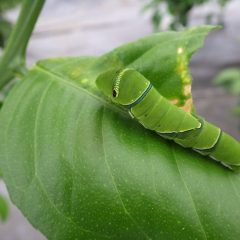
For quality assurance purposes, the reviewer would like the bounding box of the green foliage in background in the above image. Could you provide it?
[144,0,229,31]
[0,0,21,48]
[0,0,21,11]
[0,167,8,222]
[0,0,34,224]
[214,68,240,117]
[0,0,21,224]
[0,195,8,222]
[0,0,240,239]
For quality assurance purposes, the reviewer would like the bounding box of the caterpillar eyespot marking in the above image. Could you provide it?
[96,68,240,170]
[112,90,117,98]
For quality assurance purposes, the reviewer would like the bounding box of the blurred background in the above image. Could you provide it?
[0,0,240,239]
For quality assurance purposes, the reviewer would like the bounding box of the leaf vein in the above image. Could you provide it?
[171,145,208,240]
[32,82,111,238]
[100,106,151,240]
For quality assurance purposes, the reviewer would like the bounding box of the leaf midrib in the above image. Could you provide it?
[35,64,127,117]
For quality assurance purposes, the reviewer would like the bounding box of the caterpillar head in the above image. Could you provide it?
[96,68,150,106]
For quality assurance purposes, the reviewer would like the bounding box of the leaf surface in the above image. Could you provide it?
[1,26,239,240]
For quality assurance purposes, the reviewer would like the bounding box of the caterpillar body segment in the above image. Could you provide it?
[130,86,201,134]
[96,68,240,169]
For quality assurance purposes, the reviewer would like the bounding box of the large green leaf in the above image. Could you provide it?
[1,26,240,240]
[38,25,218,112]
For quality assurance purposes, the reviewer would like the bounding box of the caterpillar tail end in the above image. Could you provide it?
[209,132,240,171]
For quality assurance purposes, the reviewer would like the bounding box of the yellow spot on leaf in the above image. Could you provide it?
[177,62,185,73]
[177,47,183,55]
[184,85,191,96]
[71,69,82,78]
[175,46,193,112]
[170,99,179,105]
[180,98,193,113]
[80,78,88,84]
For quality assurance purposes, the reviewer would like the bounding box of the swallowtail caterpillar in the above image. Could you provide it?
[96,68,240,170]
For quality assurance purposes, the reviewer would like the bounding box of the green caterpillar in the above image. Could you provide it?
[96,68,240,170]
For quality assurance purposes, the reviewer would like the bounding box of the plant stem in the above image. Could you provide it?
[0,0,45,89]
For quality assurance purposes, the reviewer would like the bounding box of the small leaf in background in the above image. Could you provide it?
[151,9,162,32]
[143,0,230,30]
[214,68,240,119]
[234,105,240,115]
[0,0,21,12]
[0,0,21,48]
[0,194,8,221]
[0,19,12,48]
[214,68,240,95]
